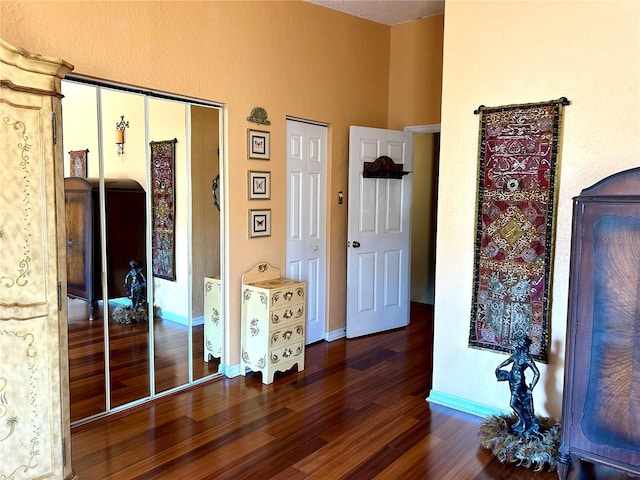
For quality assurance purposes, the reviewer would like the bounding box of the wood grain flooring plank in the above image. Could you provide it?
[70,304,635,479]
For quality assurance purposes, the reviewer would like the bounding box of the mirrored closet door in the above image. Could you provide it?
[62,78,224,424]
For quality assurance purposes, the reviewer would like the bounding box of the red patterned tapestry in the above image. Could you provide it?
[469,99,567,362]
[69,149,88,177]
[150,139,177,281]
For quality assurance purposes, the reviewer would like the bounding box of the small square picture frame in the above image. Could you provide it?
[249,209,271,238]
[248,129,270,160]
[248,171,271,200]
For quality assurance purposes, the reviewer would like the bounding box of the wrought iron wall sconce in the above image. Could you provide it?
[115,115,129,155]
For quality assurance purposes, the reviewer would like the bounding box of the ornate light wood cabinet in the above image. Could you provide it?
[241,263,305,384]
[203,276,223,363]
[64,177,146,319]
[0,39,76,479]
[558,167,640,479]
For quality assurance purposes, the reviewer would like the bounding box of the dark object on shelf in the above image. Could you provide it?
[495,336,541,438]
[362,155,410,179]
[65,177,146,320]
[558,167,640,479]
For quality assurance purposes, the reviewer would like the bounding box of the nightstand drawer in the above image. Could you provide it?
[270,323,304,349]
[268,282,305,310]
[269,340,304,366]
[270,303,304,327]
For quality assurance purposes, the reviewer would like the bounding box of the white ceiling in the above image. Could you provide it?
[305,0,445,26]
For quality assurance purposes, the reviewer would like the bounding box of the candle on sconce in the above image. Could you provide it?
[116,129,125,144]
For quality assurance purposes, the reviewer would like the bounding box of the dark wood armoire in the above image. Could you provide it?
[64,177,146,319]
[558,167,640,479]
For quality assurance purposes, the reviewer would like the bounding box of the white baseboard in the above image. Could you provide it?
[325,327,346,342]
[426,390,507,418]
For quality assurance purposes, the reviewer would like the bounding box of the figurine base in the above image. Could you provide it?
[112,304,149,324]
[479,414,560,472]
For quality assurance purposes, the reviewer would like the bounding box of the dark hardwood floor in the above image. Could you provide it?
[68,302,219,422]
[70,303,636,479]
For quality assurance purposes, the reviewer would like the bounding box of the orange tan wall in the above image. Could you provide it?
[0,0,392,365]
[191,105,220,318]
[388,15,444,129]
[434,0,640,419]
[1,1,445,366]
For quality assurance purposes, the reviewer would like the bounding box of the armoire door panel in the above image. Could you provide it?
[559,168,640,479]
[1,37,75,480]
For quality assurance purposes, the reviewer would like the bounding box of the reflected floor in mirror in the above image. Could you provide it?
[68,303,220,423]
[70,303,635,479]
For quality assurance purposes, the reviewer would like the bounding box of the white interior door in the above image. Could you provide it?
[286,119,327,344]
[347,125,413,338]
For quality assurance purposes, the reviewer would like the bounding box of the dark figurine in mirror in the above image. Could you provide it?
[495,335,541,438]
[124,260,146,311]
[112,259,148,324]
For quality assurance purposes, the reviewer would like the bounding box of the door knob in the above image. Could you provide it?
[352,241,360,248]
[313,245,319,252]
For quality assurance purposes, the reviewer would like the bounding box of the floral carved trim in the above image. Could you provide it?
[0,330,40,477]
[205,280,221,294]
[250,318,260,336]
[210,308,220,326]
[243,288,252,303]
[1,117,33,289]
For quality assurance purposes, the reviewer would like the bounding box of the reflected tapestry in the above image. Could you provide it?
[150,139,177,281]
[69,149,88,177]
[469,99,567,362]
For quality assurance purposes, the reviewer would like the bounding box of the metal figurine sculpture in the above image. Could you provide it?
[495,336,541,438]
[124,260,146,312]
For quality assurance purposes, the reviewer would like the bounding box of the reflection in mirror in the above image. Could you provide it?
[100,88,151,410]
[191,105,222,381]
[148,97,189,395]
[62,81,105,422]
[62,79,224,424]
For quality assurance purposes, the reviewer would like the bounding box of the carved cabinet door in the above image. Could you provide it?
[0,39,74,479]
[559,167,640,479]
